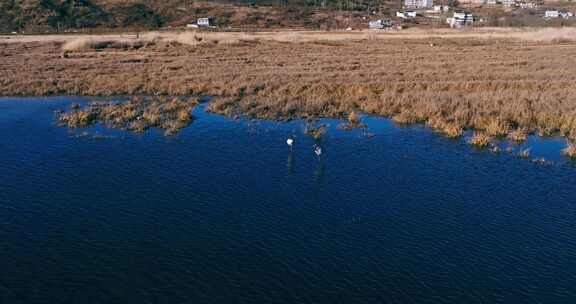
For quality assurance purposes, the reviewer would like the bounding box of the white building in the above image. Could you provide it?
[545,10,560,18]
[518,2,539,9]
[433,5,450,12]
[404,0,434,9]
[369,19,393,29]
[447,12,474,28]
[197,17,215,27]
[457,0,490,4]
[396,11,418,18]
[544,10,573,19]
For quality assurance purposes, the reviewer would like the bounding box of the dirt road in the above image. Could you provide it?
[2,27,575,44]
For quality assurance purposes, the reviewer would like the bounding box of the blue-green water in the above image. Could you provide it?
[1,97,576,303]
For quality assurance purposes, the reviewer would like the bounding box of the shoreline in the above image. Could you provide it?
[3,94,575,160]
[3,94,573,163]
[2,28,576,149]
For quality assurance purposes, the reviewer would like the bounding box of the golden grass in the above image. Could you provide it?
[348,111,361,126]
[427,116,463,138]
[305,122,328,140]
[61,38,93,52]
[59,111,97,128]
[177,109,192,123]
[507,128,528,143]
[62,37,149,52]
[469,132,492,148]
[393,111,423,125]
[58,96,198,135]
[562,142,576,159]
[3,32,576,150]
[338,111,365,130]
[484,119,510,137]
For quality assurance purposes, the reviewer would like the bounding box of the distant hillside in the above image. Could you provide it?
[0,0,164,32]
[0,0,398,33]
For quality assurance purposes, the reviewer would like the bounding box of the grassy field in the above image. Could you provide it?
[2,28,576,147]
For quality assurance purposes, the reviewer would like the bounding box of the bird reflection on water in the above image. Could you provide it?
[286,153,295,175]
[314,161,325,183]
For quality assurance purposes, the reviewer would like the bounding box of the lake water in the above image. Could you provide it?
[1,97,576,304]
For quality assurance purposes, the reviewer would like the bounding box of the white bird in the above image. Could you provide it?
[286,138,294,151]
[314,145,322,158]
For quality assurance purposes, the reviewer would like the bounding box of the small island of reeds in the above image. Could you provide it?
[58,96,198,136]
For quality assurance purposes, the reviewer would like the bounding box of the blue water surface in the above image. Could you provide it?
[1,97,576,304]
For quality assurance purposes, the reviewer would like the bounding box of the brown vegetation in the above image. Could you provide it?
[61,38,153,52]
[338,111,365,130]
[3,30,576,148]
[562,142,576,159]
[305,122,328,140]
[507,128,528,143]
[427,117,463,138]
[517,148,531,158]
[469,132,492,148]
[58,96,198,135]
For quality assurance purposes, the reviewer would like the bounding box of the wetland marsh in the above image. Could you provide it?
[3,28,576,303]
[1,97,576,303]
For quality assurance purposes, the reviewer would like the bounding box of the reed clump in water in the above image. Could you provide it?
[517,148,531,158]
[347,111,361,126]
[305,122,328,140]
[427,116,463,138]
[58,96,198,136]
[392,111,423,125]
[562,142,576,159]
[58,110,98,128]
[338,111,366,130]
[468,132,492,148]
[507,128,528,143]
[206,97,239,118]
[483,119,510,137]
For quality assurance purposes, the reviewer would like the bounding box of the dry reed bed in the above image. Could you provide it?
[58,96,198,136]
[2,35,576,153]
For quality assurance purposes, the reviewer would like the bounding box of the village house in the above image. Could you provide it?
[501,0,516,7]
[457,0,492,4]
[518,1,539,9]
[404,0,434,9]
[447,12,474,28]
[396,11,418,18]
[197,17,215,27]
[544,10,573,18]
[545,10,560,18]
[501,0,540,8]
[433,5,450,12]
[369,19,393,29]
